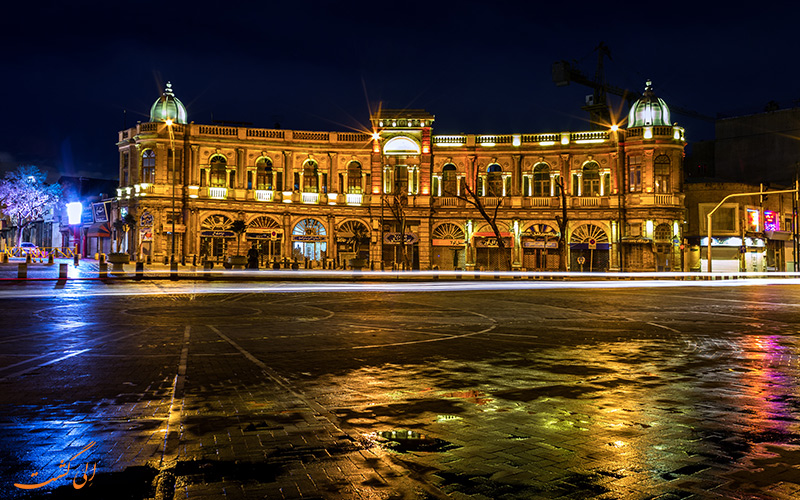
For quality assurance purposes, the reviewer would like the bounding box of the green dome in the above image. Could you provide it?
[627,80,671,128]
[149,82,187,124]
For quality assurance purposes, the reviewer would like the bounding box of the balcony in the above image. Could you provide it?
[525,197,552,208]
[208,187,227,199]
[254,190,274,202]
[434,196,462,207]
[574,197,600,207]
[346,193,363,206]
[301,192,319,204]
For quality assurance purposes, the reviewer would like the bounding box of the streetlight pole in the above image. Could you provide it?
[706,187,798,272]
[166,119,176,265]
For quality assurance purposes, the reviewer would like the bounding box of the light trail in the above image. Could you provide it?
[2,277,800,300]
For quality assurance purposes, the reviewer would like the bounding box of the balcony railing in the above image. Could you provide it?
[526,197,551,207]
[209,187,227,199]
[575,197,600,207]
[301,192,319,204]
[435,196,461,207]
[255,190,274,202]
[346,193,362,206]
[482,197,503,207]
[654,194,674,205]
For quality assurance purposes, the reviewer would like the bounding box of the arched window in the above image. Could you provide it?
[486,164,503,197]
[256,157,273,190]
[442,163,457,196]
[210,155,227,187]
[654,155,671,194]
[532,163,550,197]
[582,162,600,197]
[303,160,319,193]
[141,150,155,184]
[347,161,362,194]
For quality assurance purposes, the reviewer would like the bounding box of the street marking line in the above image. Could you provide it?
[647,322,682,333]
[0,349,90,381]
[160,325,190,467]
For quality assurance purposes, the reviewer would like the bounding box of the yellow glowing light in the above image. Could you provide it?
[610,124,619,132]
[165,119,173,126]
[371,132,381,141]
[575,139,605,144]
[539,141,556,146]
[560,134,569,145]
[644,127,653,139]
[512,135,521,147]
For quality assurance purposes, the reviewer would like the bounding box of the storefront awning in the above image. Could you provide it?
[766,231,792,241]
[87,222,111,238]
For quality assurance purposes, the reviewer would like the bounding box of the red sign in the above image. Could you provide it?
[764,210,779,231]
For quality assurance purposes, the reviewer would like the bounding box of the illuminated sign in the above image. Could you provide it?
[200,230,235,238]
[66,202,82,225]
[746,209,760,231]
[764,210,779,231]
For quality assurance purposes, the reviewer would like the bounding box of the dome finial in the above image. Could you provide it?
[627,79,671,128]
[150,81,187,124]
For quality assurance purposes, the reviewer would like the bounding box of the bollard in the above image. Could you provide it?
[59,263,68,279]
[135,261,144,280]
[17,263,27,279]
[26,253,31,264]
[2,253,7,263]
[74,253,80,267]
[98,262,107,279]
[170,261,178,280]
[99,253,105,265]
[48,253,54,264]
[192,254,197,266]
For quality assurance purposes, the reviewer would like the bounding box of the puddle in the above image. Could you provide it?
[371,430,459,453]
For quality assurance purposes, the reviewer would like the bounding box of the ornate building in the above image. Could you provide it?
[116,81,686,271]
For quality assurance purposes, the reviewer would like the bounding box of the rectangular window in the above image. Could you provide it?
[572,173,580,196]
[200,168,207,187]
[603,173,610,196]
[276,171,283,191]
[628,155,642,192]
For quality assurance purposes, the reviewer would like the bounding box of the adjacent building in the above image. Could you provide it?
[115,82,687,271]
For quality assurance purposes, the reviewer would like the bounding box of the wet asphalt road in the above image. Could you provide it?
[2,280,800,499]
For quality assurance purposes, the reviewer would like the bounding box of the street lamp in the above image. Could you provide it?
[66,202,82,265]
[165,119,176,266]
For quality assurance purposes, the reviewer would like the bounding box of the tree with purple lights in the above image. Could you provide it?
[0,166,62,246]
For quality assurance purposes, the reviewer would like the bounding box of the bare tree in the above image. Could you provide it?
[385,193,411,270]
[457,156,511,271]
[553,175,569,271]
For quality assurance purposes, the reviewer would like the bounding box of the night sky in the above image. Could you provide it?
[1,2,796,182]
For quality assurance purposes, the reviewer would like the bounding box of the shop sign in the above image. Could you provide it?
[139,227,153,242]
[746,209,760,232]
[523,240,558,249]
[200,230,235,238]
[384,232,418,245]
[432,238,464,247]
[292,234,327,242]
[165,224,186,233]
[764,210,779,232]
[92,202,109,223]
[81,206,94,225]
[140,211,154,227]
[248,231,282,240]
[475,237,512,248]
[622,238,652,244]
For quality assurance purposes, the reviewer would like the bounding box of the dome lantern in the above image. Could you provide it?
[627,80,671,128]
[149,81,188,124]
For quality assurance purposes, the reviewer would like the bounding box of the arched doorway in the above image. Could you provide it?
[432,222,466,270]
[247,216,282,264]
[292,218,327,262]
[570,224,610,272]
[337,220,370,268]
[473,222,512,271]
[199,214,235,262]
[522,223,559,270]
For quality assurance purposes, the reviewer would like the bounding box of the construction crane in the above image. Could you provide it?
[553,43,714,128]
